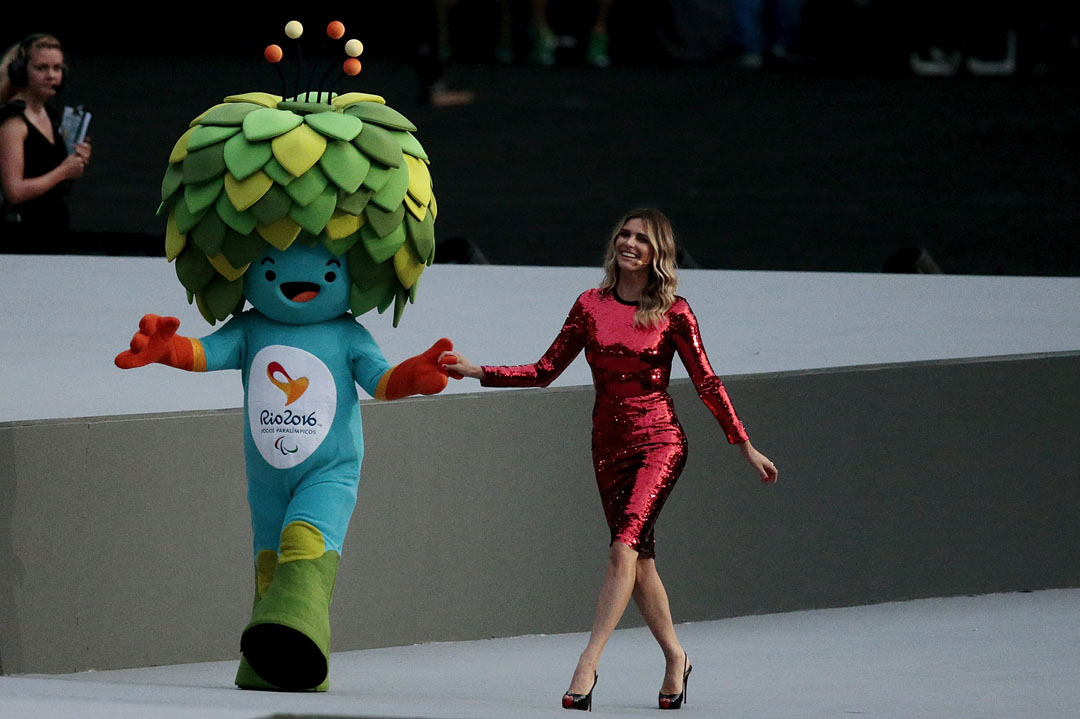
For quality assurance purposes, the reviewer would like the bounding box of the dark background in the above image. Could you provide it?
[2,1,1078,276]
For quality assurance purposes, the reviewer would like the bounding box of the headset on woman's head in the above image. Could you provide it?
[7,33,66,90]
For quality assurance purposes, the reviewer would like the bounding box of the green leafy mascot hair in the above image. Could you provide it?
[159,27,436,328]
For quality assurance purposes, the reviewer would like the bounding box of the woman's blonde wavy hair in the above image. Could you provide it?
[599,208,678,328]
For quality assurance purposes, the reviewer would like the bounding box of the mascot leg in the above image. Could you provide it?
[235,549,284,690]
[240,521,338,691]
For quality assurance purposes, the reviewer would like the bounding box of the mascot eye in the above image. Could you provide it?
[265,270,276,281]
[325,271,337,282]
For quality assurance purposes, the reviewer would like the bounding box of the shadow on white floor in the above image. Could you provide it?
[2,590,1078,718]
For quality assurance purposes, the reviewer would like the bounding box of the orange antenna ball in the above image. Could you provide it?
[343,58,362,76]
[327,21,345,39]
[264,44,284,63]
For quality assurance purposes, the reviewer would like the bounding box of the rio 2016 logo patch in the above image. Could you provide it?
[248,345,337,469]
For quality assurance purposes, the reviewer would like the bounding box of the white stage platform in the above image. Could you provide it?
[2,590,1077,718]
[2,255,1079,422]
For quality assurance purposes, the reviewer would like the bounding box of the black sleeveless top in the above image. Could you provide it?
[1,101,71,251]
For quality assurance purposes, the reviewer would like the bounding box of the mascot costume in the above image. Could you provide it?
[115,21,451,692]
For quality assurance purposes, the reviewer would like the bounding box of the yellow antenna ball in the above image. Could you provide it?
[343,58,362,76]
[285,21,304,39]
[327,21,345,39]
[345,39,364,57]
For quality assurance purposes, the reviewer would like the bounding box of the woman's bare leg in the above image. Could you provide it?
[567,541,639,694]
[632,556,687,694]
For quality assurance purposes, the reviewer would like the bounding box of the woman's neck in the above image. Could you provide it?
[11,91,46,113]
[615,272,648,302]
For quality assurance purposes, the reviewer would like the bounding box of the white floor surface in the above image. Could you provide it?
[2,589,1077,718]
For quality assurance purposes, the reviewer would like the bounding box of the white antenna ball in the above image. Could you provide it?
[345,39,364,57]
[285,21,304,39]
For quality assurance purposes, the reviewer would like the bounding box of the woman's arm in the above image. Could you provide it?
[671,301,778,483]
[670,301,748,444]
[440,295,588,388]
[0,116,86,205]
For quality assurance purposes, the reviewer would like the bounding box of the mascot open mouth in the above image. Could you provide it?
[281,282,320,303]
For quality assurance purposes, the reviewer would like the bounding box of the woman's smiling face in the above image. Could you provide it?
[613,217,654,276]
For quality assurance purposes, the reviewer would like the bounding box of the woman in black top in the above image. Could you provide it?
[0,34,91,251]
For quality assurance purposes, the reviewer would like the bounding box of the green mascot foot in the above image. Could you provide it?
[239,522,339,692]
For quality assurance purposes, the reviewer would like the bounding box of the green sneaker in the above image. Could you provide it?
[530,25,557,66]
[587,32,611,68]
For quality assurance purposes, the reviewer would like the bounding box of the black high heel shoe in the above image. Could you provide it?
[562,672,598,711]
[658,655,691,710]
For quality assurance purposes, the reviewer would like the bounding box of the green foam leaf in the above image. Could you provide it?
[174,197,208,234]
[343,102,417,131]
[284,165,329,207]
[337,187,372,215]
[360,162,393,193]
[250,184,293,225]
[243,107,303,141]
[323,230,361,257]
[364,203,406,238]
[360,219,406,263]
[190,210,228,256]
[392,285,409,327]
[214,192,257,235]
[354,124,403,168]
[222,228,268,268]
[370,162,410,212]
[175,246,216,293]
[391,130,428,161]
[288,187,338,236]
[202,274,245,321]
[406,211,436,263]
[319,140,369,194]
[188,124,240,152]
[305,111,363,142]
[161,163,183,203]
[347,247,397,316]
[182,143,227,185]
[201,102,262,127]
[224,132,273,181]
[262,157,295,186]
[184,177,224,215]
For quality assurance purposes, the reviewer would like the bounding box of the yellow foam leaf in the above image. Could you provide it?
[257,217,302,250]
[393,239,424,290]
[165,211,186,261]
[225,92,283,108]
[207,252,249,282]
[333,92,386,107]
[325,210,363,240]
[403,154,432,207]
[271,124,328,178]
[169,127,197,164]
[224,171,273,212]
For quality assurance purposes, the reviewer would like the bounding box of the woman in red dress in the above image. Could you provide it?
[441,208,778,711]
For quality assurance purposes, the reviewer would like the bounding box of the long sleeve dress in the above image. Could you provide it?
[481,288,748,557]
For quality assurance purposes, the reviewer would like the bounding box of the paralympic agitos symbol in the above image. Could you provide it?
[274,437,299,456]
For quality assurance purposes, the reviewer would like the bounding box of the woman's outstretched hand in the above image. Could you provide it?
[739,440,778,484]
[438,350,485,381]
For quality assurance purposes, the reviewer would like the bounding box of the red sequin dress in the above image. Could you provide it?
[482,288,748,557]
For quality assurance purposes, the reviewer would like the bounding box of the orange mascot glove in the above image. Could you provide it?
[376,338,454,401]
[114,314,205,371]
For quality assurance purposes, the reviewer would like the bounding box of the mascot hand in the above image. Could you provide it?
[115,314,201,371]
[380,338,454,400]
